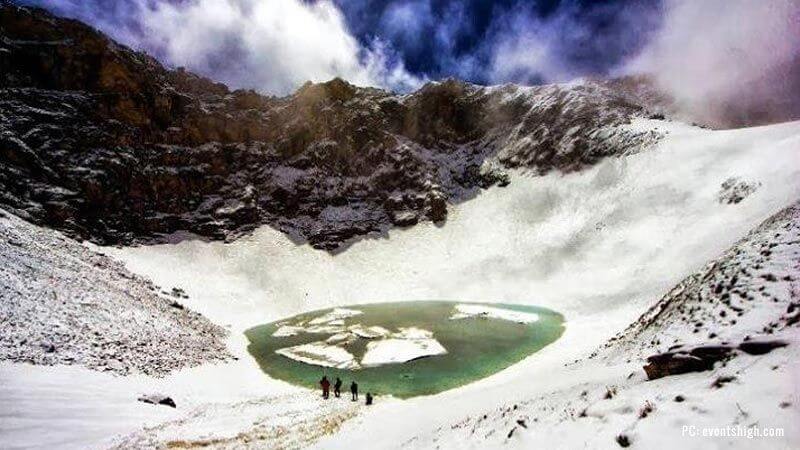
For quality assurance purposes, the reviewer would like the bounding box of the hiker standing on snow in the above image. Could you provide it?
[320,376,331,399]
[350,381,358,401]
[334,377,342,398]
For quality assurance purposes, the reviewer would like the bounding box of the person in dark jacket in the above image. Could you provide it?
[365,392,373,405]
[320,376,331,399]
[350,381,358,401]
[334,377,342,398]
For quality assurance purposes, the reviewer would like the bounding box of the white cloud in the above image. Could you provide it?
[379,0,433,48]
[361,38,429,93]
[489,29,562,84]
[139,0,425,95]
[33,0,424,95]
[485,4,597,85]
[624,0,800,126]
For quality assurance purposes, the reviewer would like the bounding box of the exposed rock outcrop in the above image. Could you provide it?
[137,394,177,408]
[717,177,761,204]
[642,339,787,380]
[0,4,664,251]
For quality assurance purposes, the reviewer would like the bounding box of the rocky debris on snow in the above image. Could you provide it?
[604,200,800,359]
[112,391,361,449]
[637,401,654,418]
[615,434,631,447]
[710,375,737,389]
[0,209,230,375]
[137,394,177,408]
[0,5,669,252]
[603,386,618,399]
[717,177,761,204]
[169,287,189,299]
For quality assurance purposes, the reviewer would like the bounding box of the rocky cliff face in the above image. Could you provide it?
[0,4,664,251]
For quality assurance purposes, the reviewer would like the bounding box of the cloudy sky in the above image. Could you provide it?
[23,0,800,124]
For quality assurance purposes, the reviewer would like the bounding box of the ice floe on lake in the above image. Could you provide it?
[393,327,435,340]
[308,308,363,325]
[348,324,391,339]
[275,342,360,370]
[274,322,447,368]
[450,304,540,324]
[362,335,447,367]
[325,332,358,345]
[305,324,348,334]
[271,304,540,369]
[272,325,305,337]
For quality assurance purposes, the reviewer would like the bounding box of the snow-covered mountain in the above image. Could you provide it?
[1,3,799,450]
[1,4,663,251]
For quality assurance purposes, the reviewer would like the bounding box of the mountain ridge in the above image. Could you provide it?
[1,3,665,250]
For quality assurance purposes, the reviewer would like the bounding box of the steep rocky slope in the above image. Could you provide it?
[0,4,663,251]
[0,208,230,375]
[602,200,800,361]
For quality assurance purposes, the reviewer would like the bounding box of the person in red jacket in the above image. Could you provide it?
[320,376,331,399]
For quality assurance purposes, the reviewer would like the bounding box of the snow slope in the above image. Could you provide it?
[107,119,799,335]
[0,209,229,376]
[105,118,799,448]
[316,200,800,450]
[2,118,799,449]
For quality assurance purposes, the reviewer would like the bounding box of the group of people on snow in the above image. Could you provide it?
[320,375,373,405]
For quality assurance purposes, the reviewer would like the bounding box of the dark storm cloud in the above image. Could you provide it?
[333,0,663,84]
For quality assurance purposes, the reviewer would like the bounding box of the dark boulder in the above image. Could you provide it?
[137,394,176,408]
[644,339,788,380]
[644,353,710,380]
[643,345,734,380]
[738,340,787,355]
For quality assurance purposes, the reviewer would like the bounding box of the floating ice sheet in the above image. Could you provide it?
[275,341,360,369]
[361,336,447,367]
[325,332,358,345]
[271,325,305,337]
[348,324,391,339]
[392,327,434,339]
[304,324,347,334]
[450,304,540,324]
[307,308,362,325]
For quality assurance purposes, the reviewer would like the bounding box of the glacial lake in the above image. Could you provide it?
[245,301,564,398]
